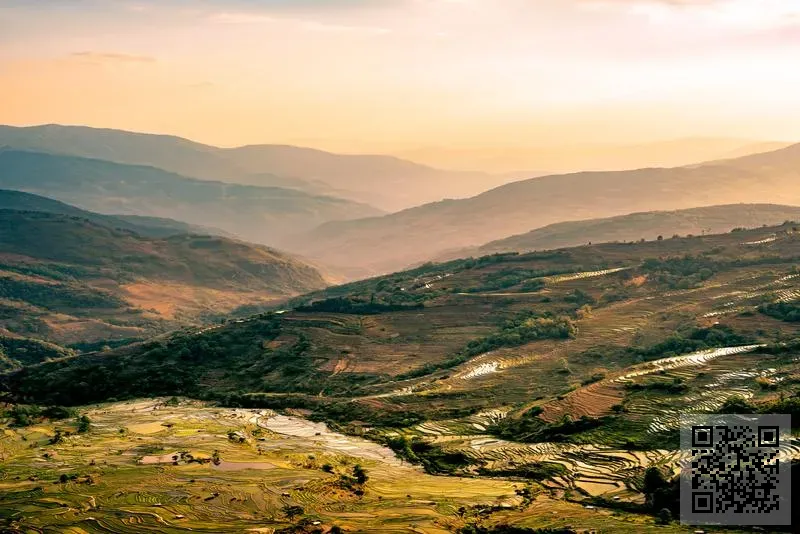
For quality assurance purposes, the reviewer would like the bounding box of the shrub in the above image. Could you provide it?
[759,301,800,322]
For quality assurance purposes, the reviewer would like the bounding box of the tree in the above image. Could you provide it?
[49,429,64,444]
[282,504,304,521]
[353,464,368,485]
[720,395,756,414]
[643,466,667,496]
[77,415,91,433]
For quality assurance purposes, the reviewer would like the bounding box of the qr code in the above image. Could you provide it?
[680,414,792,526]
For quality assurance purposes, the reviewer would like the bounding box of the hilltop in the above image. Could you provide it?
[289,143,800,276]
[0,208,326,346]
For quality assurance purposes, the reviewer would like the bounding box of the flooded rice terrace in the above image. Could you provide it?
[260,413,409,468]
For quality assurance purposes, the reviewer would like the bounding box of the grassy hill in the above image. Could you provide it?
[289,143,800,276]
[434,204,800,261]
[0,124,509,212]
[0,209,327,345]
[0,149,381,246]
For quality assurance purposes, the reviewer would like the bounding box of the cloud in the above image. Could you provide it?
[70,51,156,63]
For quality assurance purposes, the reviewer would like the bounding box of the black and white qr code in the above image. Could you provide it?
[680,414,792,526]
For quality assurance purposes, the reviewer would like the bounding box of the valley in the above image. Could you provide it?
[5,2,800,530]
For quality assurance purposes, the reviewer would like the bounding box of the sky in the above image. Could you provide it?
[1,0,799,150]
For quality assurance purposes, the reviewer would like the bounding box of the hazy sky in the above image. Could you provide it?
[1,0,799,149]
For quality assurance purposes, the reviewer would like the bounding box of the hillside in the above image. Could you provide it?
[3,222,800,532]
[0,189,227,238]
[435,204,800,261]
[0,333,74,372]
[0,149,382,246]
[0,124,510,212]
[289,143,800,276]
[0,209,327,345]
[7,221,800,407]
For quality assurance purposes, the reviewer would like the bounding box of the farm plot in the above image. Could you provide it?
[540,345,762,423]
[699,269,800,317]
[541,267,632,284]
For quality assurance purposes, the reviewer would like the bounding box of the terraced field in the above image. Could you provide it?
[347,256,800,514]
[1,399,776,533]
[0,400,525,533]
[3,223,800,532]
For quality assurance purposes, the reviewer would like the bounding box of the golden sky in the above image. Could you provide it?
[1,0,799,150]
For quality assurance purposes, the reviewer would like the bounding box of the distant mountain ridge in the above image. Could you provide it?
[222,143,502,211]
[0,149,381,246]
[288,143,800,276]
[395,138,794,174]
[0,124,511,212]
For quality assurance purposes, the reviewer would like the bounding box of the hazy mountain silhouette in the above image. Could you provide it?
[0,124,510,212]
[396,138,793,174]
[0,149,381,246]
[290,143,800,276]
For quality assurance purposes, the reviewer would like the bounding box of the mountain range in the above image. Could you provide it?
[0,149,381,246]
[290,143,800,276]
[3,124,800,280]
[0,124,510,212]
